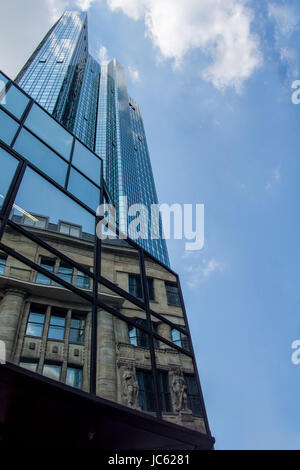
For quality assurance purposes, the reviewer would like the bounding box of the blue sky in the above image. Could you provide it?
[1,0,300,450]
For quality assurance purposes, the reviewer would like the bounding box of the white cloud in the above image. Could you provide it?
[97,45,110,64]
[76,0,96,11]
[107,0,262,92]
[185,258,223,289]
[46,0,68,22]
[128,65,141,82]
[265,165,281,191]
[268,3,299,37]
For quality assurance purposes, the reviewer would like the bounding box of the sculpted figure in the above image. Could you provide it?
[171,369,189,412]
[121,366,139,409]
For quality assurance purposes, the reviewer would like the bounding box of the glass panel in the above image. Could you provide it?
[96,309,156,414]
[0,109,19,145]
[1,224,93,292]
[0,250,92,393]
[150,315,190,352]
[69,313,85,343]
[0,84,30,119]
[155,343,206,434]
[144,254,185,324]
[13,129,68,186]
[98,282,147,323]
[0,72,9,94]
[12,167,95,237]
[68,168,100,210]
[66,367,83,388]
[0,147,19,209]
[25,103,73,160]
[72,140,101,185]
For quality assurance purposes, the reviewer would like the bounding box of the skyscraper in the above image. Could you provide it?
[16,10,169,266]
[0,9,214,450]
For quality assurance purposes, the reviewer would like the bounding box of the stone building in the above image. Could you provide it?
[0,217,205,434]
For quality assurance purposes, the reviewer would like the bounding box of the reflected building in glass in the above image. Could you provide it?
[16,10,169,266]
[0,10,214,451]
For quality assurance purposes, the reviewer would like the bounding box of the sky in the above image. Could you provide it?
[1,0,300,450]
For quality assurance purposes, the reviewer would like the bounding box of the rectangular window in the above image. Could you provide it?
[147,278,155,301]
[136,370,156,412]
[57,261,73,284]
[69,313,85,343]
[129,319,149,348]
[76,270,90,289]
[0,254,7,275]
[19,360,38,372]
[129,274,143,299]
[43,363,62,382]
[48,309,66,340]
[0,147,19,207]
[171,328,190,351]
[0,84,30,120]
[165,281,181,307]
[66,366,83,389]
[59,222,81,238]
[184,375,203,417]
[0,109,19,145]
[158,371,172,412]
[25,305,46,337]
[36,257,55,285]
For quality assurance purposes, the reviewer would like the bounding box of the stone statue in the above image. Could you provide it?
[121,365,140,409]
[171,369,189,412]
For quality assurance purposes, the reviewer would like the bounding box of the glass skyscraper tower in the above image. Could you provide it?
[16,10,169,267]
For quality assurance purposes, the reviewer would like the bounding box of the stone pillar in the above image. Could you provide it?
[158,322,172,344]
[97,309,117,401]
[0,288,27,361]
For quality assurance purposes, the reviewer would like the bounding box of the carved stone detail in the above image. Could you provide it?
[119,364,140,410]
[170,368,189,413]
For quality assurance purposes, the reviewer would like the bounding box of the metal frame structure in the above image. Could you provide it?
[0,70,213,444]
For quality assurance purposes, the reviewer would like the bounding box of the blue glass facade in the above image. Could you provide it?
[15,11,170,267]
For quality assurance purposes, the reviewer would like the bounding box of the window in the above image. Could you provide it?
[129,274,143,299]
[19,360,38,372]
[23,214,48,229]
[59,222,81,238]
[76,270,90,289]
[158,371,172,412]
[66,366,82,389]
[36,257,55,285]
[43,363,62,381]
[25,305,46,337]
[71,140,101,185]
[0,84,30,120]
[165,281,181,307]
[13,128,68,186]
[0,109,19,145]
[57,261,73,284]
[68,168,100,210]
[0,254,7,275]
[136,370,156,412]
[48,310,66,340]
[171,328,190,351]
[129,319,149,348]
[184,375,203,417]
[69,313,85,343]
[25,104,73,160]
[0,147,19,205]
[129,275,154,301]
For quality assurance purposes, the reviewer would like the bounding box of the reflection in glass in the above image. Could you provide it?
[48,313,66,340]
[136,370,156,412]
[0,73,8,93]
[25,103,73,160]
[0,109,19,145]
[0,84,29,119]
[68,168,100,210]
[13,167,95,236]
[66,366,83,388]
[13,129,68,186]
[19,360,38,372]
[43,363,62,381]
[72,140,101,185]
[0,147,19,207]
[26,307,46,337]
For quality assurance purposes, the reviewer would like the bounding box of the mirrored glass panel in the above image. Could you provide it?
[0,251,92,394]
[0,84,30,119]
[150,315,190,352]
[72,140,101,185]
[96,309,156,414]
[25,104,73,160]
[98,282,146,323]
[12,167,95,237]
[0,147,19,210]
[154,344,206,434]
[0,109,19,145]
[13,129,68,186]
[0,73,9,94]
[68,168,100,210]
[1,223,94,291]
